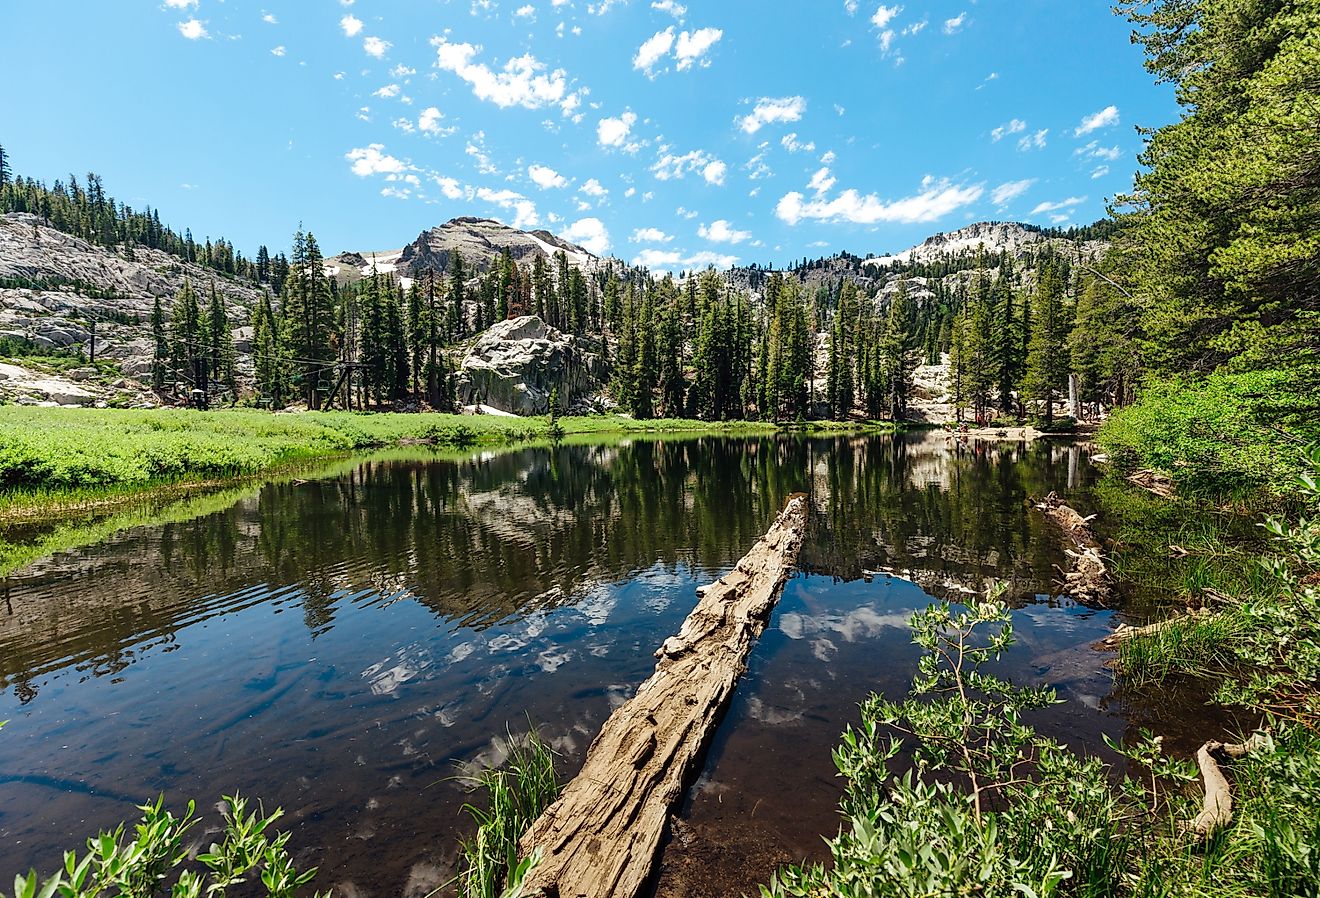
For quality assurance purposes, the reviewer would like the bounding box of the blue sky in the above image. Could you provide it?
[1,1,1173,268]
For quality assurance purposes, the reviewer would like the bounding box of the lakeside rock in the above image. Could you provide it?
[455,315,606,415]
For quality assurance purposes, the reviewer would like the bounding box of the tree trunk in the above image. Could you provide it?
[519,496,809,898]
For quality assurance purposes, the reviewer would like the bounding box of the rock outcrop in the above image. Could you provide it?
[325,217,602,289]
[0,212,258,396]
[454,315,605,415]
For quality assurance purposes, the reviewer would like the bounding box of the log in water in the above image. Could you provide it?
[518,494,809,898]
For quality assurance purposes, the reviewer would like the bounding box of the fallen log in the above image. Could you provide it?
[517,495,809,898]
[1098,607,1214,646]
[1034,492,1112,604]
[1128,468,1177,499]
[1187,733,1271,838]
[1036,491,1100,547]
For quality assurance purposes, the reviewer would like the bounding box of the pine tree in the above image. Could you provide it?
[965,268,995,423]
[204,283,236,399]
[149,295,168,392]
[169,279,205,406]
[880,281,916,420]
[406,281,425,399]
[448,250,466,340]
[657,284,685,418]
[0,144,10,190]
[991,257,1022,416]
[1022,255,1071,426]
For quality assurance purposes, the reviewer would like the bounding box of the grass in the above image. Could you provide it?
[1116,611,1250,687]
[1127,724,1320,898]
[0,406,779,503]
[456,728,560,898]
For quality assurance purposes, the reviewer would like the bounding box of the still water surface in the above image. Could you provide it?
[0,434,1191,896]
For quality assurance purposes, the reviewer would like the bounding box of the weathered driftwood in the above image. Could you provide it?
[1187,733,1271,838]
[1128,468,1177,499]
[1098,607,1214,646]
[517,495,809,898]
[1034,492,1112,604]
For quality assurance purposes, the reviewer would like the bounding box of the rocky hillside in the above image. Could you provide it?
[324,216,602,290]
[0,212,1109,414]
[0,212,260,406]
[863,221,1106,269]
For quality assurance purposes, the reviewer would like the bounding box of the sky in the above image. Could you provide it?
[0,1,1175,269]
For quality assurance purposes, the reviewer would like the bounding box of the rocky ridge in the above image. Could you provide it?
[324,217,602,291]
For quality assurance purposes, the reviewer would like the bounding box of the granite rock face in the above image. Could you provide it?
[0,212,258,398]
[455,315,605,415]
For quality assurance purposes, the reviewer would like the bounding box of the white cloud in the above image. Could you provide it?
[991,178,1035,207]
[340,14,363,36]
[177,18,208,39]
[391,63,416,77]
[270,45,286,56]
[515,4,536,17]
[597,111,638,149]
[776,175,983,225]
[990,118,1026,142]
[363,36,391,57]
[579,178,608,197]
[1075,140,1122,161]
[346,144,407,177]
[433,175,466,199]
[418,106,447,133]
[652,0,686,18]
[1091,166,1110,179]
[374,83,401,98]
[1030,196,1086,215]
[738,96,806,134]
[392,117,416,134]
[1018,128,1048,151]
[432,37,582,115]
[844,0,859,13]
[563,217,610,255]
[943,11,966,33]
[631,248,738,270]
[808,166,836,195]
[1074,105,1119,136]
[903,19,927,35]
[699,219,751,244]
[164,0,196,7]
[676,206,698,219]
[476,187,539,228]
[634,27,675,74]
[652,149,725,183]
[262,12,278,24]
[871,4,901,27]
[781,132,816,153]
[528,163,569,189]
[674,27,722,69]
[466,135,498,174]
[631,227,673,243]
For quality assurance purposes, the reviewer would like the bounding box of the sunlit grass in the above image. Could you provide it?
[456,729,560,898]
[0,406,782,502]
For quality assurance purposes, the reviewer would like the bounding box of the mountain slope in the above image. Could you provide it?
[324,217,602,289]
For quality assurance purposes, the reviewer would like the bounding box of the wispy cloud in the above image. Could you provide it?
[1074,105,1119,136]
[777,175,982,225]
[432,36,583,116]
[991,179,1035,206]
[738,96,806,134]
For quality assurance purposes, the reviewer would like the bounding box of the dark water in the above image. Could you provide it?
[0,434,1227,897]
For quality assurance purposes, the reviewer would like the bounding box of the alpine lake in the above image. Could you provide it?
[0,432,1238,897]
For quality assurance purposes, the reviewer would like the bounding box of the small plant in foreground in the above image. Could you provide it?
[455,728,559,898]
[761,592,1196,898]
[2,793,324,898]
